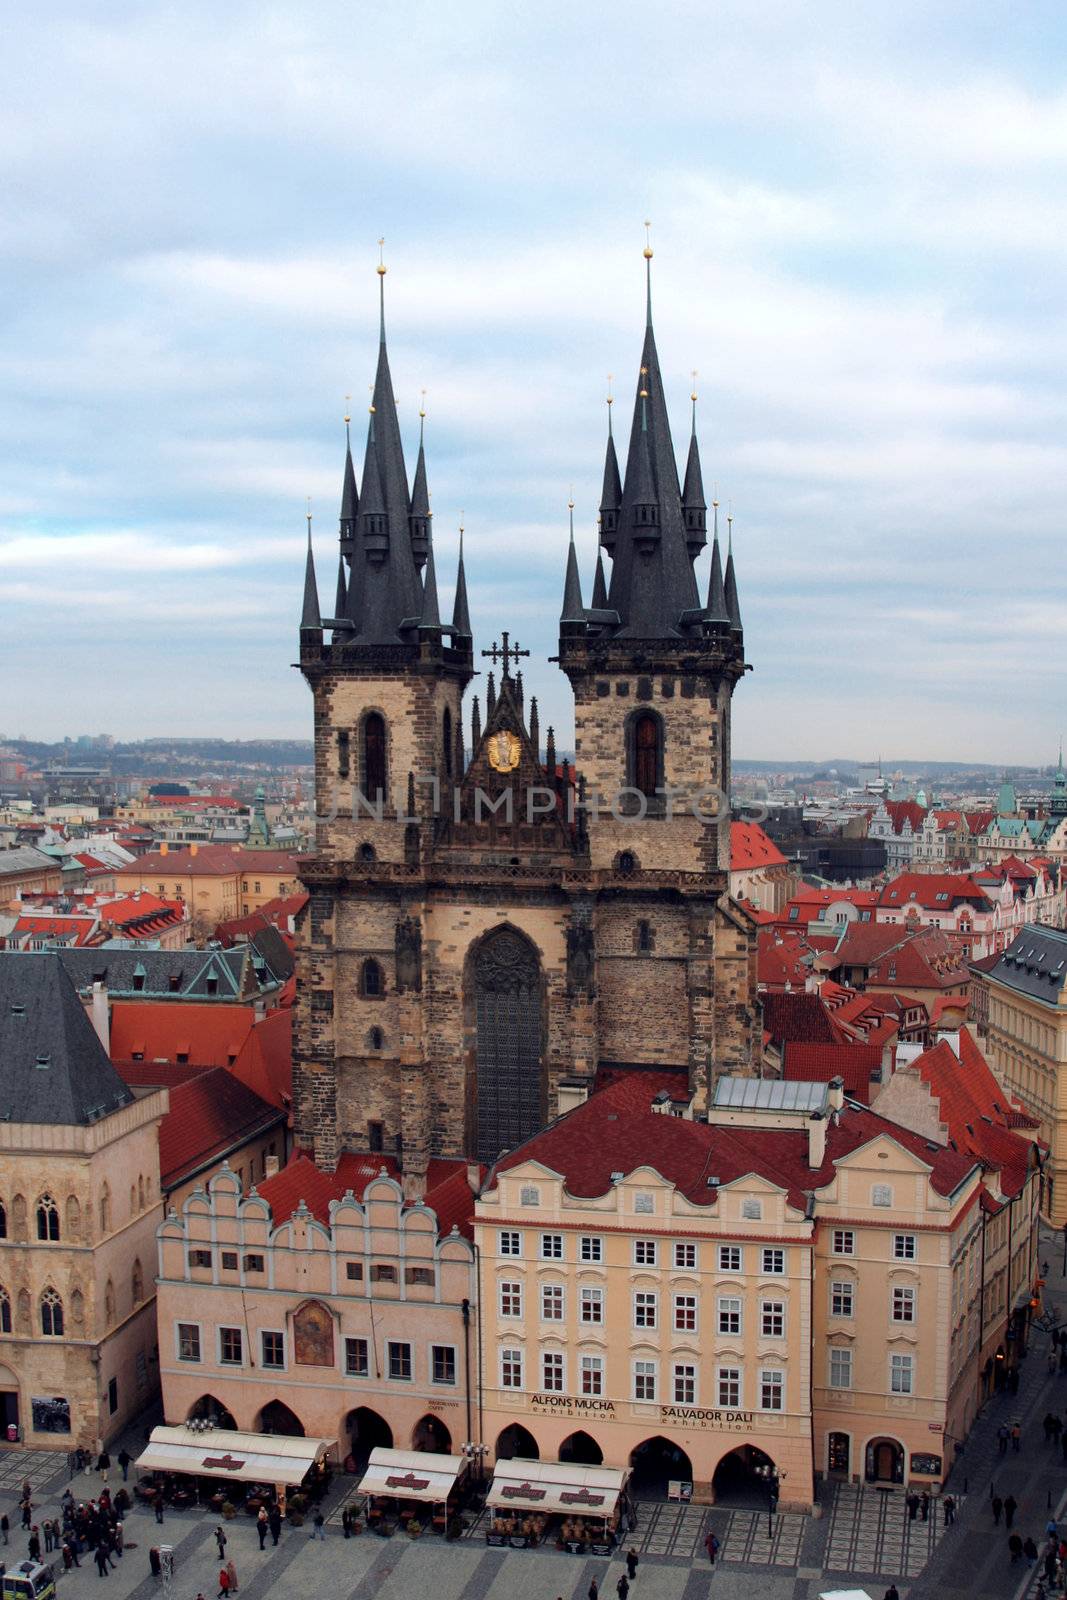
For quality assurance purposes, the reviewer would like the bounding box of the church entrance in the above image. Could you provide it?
[470,927,544,1164]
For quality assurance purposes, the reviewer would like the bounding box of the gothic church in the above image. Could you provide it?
[294,251,759,1198]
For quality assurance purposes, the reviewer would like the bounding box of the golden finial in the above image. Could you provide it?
[377,237,387,277]
[639,363,649,399]
[305,495,312,528]
[691,369,699,403]
[606,374,614,407]
[643,219,653,260]
[343,393,351,425]
[419,387,426,419]
[368,382,375,415]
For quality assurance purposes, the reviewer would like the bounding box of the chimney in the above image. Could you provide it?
[807,1110,827,1170]
[557,1079,590,1116]
[159,841,168,856]
[264,1154,280,1178]
[466,1162,481,1194]
[91,980,110,1053]
[189,842,198,857]
[827,1076,845,1113]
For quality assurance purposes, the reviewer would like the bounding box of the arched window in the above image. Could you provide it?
[99,1183,111,1235]
[636,919,654,953]
[131,1259,144,1305]
[443,708,453,778]
[65,1195,81,1240]
[359,842,376,864]
[0,1287,10,1334]
[363,712,386,800]
[0,1201,6,1239]
[368,1026,384,1051]
[40,1288,64,1337]
[105,1279,115,1325]
[361,959,384,998]
[36,1194,60,1242]
[138,1176,145,1210]
[632,712,661,799]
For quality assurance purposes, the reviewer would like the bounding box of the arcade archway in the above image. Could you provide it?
[256,1399,304,1437]
[712,1444,777,1508]
[559,1430,603,1466]
[346,1407,393,1469]
[186,1395,237,1430]
[412,1413,452,1453]
[495,1422,539,1461]
[865,1437,905,1485]
[629,1436,692,1499]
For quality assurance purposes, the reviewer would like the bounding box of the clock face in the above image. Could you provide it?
[487,729,521,774]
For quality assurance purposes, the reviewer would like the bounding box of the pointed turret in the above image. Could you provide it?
[470,695,481,751]
[591,550,608,610]
[724,515,742,633]
[599,389,623,557]
[418,529,443,636]
[529,696,540,760]
[334,552,347,619]
[408,402,431,571]
[705,502,728,625]
[560,503,585,633]
[681,388,707,559]
[300,506,322,642]
[451,526,472,640]
[359,417,388,563]
[339,420,358,559]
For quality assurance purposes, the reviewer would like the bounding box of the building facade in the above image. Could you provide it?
[293,255,759,1196]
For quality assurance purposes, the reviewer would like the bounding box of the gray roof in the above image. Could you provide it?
[714,1076,830,1113]
[0,846,58,878]
[0,956,135,1126]
[5,925,293,1002]
[983,926,1067,1007]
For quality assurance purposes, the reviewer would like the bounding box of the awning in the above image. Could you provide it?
[486,1459,628,1517]
[358,1447,465,1504]
[135,1426,335,1486]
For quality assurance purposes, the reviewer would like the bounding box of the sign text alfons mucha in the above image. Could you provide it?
[530,1394,616,1418]
[659,1406,754,1432]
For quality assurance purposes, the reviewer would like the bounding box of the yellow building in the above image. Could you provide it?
[972,925,1067,1221]
[0,957,168,1448]
[115,844,301,941]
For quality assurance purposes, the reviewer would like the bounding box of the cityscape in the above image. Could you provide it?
[3,8,1066,1600]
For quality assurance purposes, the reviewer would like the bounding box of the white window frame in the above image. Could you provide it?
[540,1283,565,1322]
[541,1350,565,1392]
[217,1325,243,1366]
[580,1286,604,1324]
[580,1355,604,1396]
[718,1244,742,1272]
[579,1235,603,1263]
[498,1230,522,1257]
[673,1241,697,1270]
[717,1366,741,1408]
[831,1279,854,1318]
[890,1352,914,1394]
[499,1279,522,1319]
[500,1347,524,1390]
[761,1247,785,1275]
[540,1232,563,1260]
[431,1344,458,1386]
[673,1363,696,1405]
[760,1300,785,1338]
[832,1229,855,1256]
[891,1285,916,1323]
[717,1295,742,1335]
[759,1368,784,1411]
[829,1346,853,1390]
[634,1291,657,1329]
[175,1321,202,1363]
[674,1294,697,1333]
[387,1340,413,1381]
[633,1238,657,1267]
[633,1360,657,1402]
[344,1336,369,1377]
[259,1328,285,1370]
[893,1233,917,1260]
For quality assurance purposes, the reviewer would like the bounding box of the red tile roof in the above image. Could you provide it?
[730,821,788,871]
[782,1042,883,1103]
[883,800,927,834]
[904,1037,1037,1198]
[213,892,308,947]
[110,1002,255,1068]
[154,1067,287,1190]
[231,1006,292,1111]
[877,873,993,912]
[832,925,972,992]
[761,991,843,1045]
[257,1151,478,1237]
[129,846,301,877]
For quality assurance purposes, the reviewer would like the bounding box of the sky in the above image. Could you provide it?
[2,1,1066,764]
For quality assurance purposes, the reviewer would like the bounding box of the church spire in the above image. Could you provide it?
[705,500,728,624]
[599,378,622,557]
[408,392,431,571]
[451,522,472,640]
[724,513,742,633]
[339,411,358,559]
[591,548,608,610]
[334,552,347,618]
[418,525,443,635]
[560,501,585,630]
[300,500,322,636]
[681,376,707,559]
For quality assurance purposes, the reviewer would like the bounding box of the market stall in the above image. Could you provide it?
[484,1459,630,1552]
[134,1426,335,1511]
[356,1447,468,1536]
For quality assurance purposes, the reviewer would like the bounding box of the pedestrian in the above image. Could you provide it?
[705,1530,720,1563]
[312,1510,325,1541]
[616,1578,629,1600]
[1025,1537,1040,1566]
[96,1451,110,1484]
[998,1424,1009,1455]
[149,1548,161,1578]
[1048,1520,1059,1541]
[94,1544,110,1577]
[214,1526,228,1560]
[257,1508,268,1550]
[268,1506,282,1547]
[920,1492,930,1522]
[20,1500,31,1531]
[61,1542,72,1571]
[1012,1422,1022,1451]
[1006,1495,1018,1529]
[117,1450,131,1483]
[884,1587,900,1600]
[218,1566,231,1599]
[1010,1534,1023,1563]
[943,1495,956,1526]
[226,1558,238,1593]
[588,1582,599,1600]
[0,1513,7,1544]
[42,1521,53,1554]
[28,1530,40,1562]
[907,1493,919,1521]
[1045,1548,1058,1583]
[154,1492,164,1525]
[626,1547,639,1580]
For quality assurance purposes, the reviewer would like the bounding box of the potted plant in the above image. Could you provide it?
[221,1501,236,1520]
[408,1518,422,1539]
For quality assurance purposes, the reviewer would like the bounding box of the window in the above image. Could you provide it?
[131,1259,143,1304]
[432,1346,457,1385]
[742,1197,763,1221]
[892,1286,916,1323]
[634,1292,657,1329]
[219,1327,243,1365]
[363,712,386,799]
[361,959,384,998]
[499,1231,521,1257]
[761,1248,785,1275]
[634,1239,657,1267]
[893,1234,917,1261]
[403,1265,433,1288]
[540,1233,563,1260]
[190,1248,212,1271]
[500,1280,522,1318]
[831,1280,854,1318]
[673,1363,696,1405]
[636,920,654,953]
[0,1202,5,1239]
[520,1185,539,1206]
[345,1337,369,1377]
[579,1236,603,1263]
[674,1241,697,1270]
[674,1295,697,1333]
[634,1361,657,1402]
[387,1341,412,1381]
[580,1287,604,1324]
[0,1287,9,1334]
[36,1194,59,1241]
[871,1184,893,1207]
[177,1323,200,1362]
[829,1347,853,1389]
[832,1229,855,1256]
[541,1284,565,1322]
[632,711,661,799]
[760,1370,784,1411]
[220,1251,238,1271]
[337,729,350,778]
[38,1288,64,1337]
[542,1351,564,1392]
[890,1352,914,1394]
[718,1245,742,1272]
[261,1331,284,1369]
[717,1296,742,1335]
[108,1377,118,1415]
[501,1348,523,1389]
[581,1355,604,1396]
[243,1254,265,1274]
[370,1263,397,1284]
[718,1367,741,1408]
[761,1300,785,1338]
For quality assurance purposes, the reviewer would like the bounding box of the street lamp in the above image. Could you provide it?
[461,1441,488,1491]
[754,1462,786,1539]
